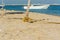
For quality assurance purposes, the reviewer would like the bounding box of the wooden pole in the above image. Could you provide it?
[26,0,30,17]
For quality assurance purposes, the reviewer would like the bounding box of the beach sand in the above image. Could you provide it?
[0,12,60,40]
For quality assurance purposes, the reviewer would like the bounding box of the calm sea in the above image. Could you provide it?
[0,5,60,16]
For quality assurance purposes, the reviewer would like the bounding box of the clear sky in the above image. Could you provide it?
[0,0,60,4]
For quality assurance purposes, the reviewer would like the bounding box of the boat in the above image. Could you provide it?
[24,5,50,9]
[0,5,4,6]
[0,5,3,8]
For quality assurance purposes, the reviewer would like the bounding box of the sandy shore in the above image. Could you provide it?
[0,12,60,40]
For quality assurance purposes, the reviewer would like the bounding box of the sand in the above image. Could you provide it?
[0,12,60,40]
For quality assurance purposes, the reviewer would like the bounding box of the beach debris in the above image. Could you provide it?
[22,16,33,23]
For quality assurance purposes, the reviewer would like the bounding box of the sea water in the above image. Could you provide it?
[0,5,60,16]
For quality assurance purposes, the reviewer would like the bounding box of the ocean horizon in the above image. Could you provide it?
[0,5,60,16]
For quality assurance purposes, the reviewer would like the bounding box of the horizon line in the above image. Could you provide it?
[0,4,60,5]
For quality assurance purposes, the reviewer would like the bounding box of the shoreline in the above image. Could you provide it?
[0,10,60,24]
[31,12,60,17]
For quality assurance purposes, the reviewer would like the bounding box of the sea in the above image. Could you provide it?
[0,5,60,16]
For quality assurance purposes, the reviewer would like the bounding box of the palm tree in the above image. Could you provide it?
[23,0,32,22]
[25,0,31,17]
[0,0,5,17]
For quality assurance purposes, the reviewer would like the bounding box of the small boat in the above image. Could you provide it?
[0,5,4,8]
[24,5,49,9]
[0,5,4,6]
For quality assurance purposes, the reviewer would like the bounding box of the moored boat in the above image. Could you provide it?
[24,5,50,9]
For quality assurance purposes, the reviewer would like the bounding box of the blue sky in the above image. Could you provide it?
[0,0,60,4]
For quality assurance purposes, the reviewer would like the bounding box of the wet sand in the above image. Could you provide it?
[0,12,60,40]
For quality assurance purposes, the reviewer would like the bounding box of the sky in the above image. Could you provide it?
[0,0,60,4]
